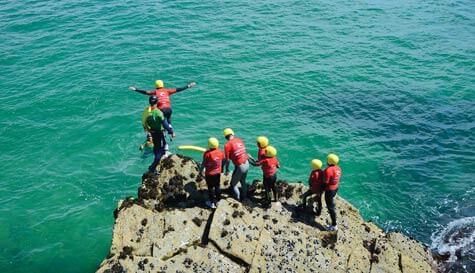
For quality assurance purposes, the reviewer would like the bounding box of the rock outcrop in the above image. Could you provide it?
[96,155,436,273]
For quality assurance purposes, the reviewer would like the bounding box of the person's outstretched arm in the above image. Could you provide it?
[175,82,196,93]
[252,159,262,167]
[129,86,155,95]
[248,154,258,166]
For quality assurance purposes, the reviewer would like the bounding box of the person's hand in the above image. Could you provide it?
[129,86,137,91]
[171,133,176,138]
[187,82,196,88]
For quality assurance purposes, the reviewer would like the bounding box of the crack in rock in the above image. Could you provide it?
[209,239,250,271]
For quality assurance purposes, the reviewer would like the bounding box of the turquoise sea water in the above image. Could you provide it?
[1,1,474,272]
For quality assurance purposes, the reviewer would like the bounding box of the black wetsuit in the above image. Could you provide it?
[302,190,323,214]
[325,189,338,226]
[263,175,277,202]
[205,174,221,204]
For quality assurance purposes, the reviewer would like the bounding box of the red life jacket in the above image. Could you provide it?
[324,165,342,191]
[309,169,324,193]
[224,137,248,165]
[155,88,177,109]
[202,149,224,176]
[259,157,279,177]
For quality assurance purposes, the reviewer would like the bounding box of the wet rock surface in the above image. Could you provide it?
[96,155,436,273]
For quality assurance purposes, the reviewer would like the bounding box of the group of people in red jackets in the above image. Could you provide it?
[130,80,342,231]
[198,130,342,231]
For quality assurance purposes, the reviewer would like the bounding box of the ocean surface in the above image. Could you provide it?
[0,1,474,272]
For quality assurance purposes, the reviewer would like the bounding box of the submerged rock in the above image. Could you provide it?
[96,155,436,273]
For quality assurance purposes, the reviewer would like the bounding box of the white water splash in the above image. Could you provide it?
[431,217,475,265]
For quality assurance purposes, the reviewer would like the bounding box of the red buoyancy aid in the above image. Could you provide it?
[324,165,342,191]
[309,169,324,193]
[224,137,248,165]
[259,157,279,177]
[203,149,225,176]
[155,88,177,109]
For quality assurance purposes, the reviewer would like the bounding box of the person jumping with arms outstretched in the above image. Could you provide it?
[130,80,196,125]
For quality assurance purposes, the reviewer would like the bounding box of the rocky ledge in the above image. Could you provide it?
[96,155,436,273]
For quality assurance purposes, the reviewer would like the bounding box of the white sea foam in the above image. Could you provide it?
[431,217,475,263]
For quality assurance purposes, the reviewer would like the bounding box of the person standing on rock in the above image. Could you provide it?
[223,128,249,201]
[144,96,175,175]
[253,145,280,206]
[299,159,324,215]
[199,137,225,209]
[323,153,342,231]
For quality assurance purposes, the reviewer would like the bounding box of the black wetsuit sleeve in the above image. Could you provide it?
[224,159,230,173]
[221,159,226,173]
[248,157,258,166]
[134,89,148,95]
[198,153,206,174]
[175,85,189,92]
[161,119,173,134]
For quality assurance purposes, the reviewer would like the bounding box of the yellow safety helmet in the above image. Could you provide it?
[311,159,323,170]
[208,137,219,149]
[155,80,164,88]
[223,128,234,137]
[327,153,339,165]
[265,146,277,157]
[256,136,269,148]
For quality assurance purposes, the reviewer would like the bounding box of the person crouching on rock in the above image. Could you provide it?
[323,153,342,231]
[299,159,324,215]
[199,137,225,209]
[253,146,280,206]
[223,128,249,201]
[144,96,175,175]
